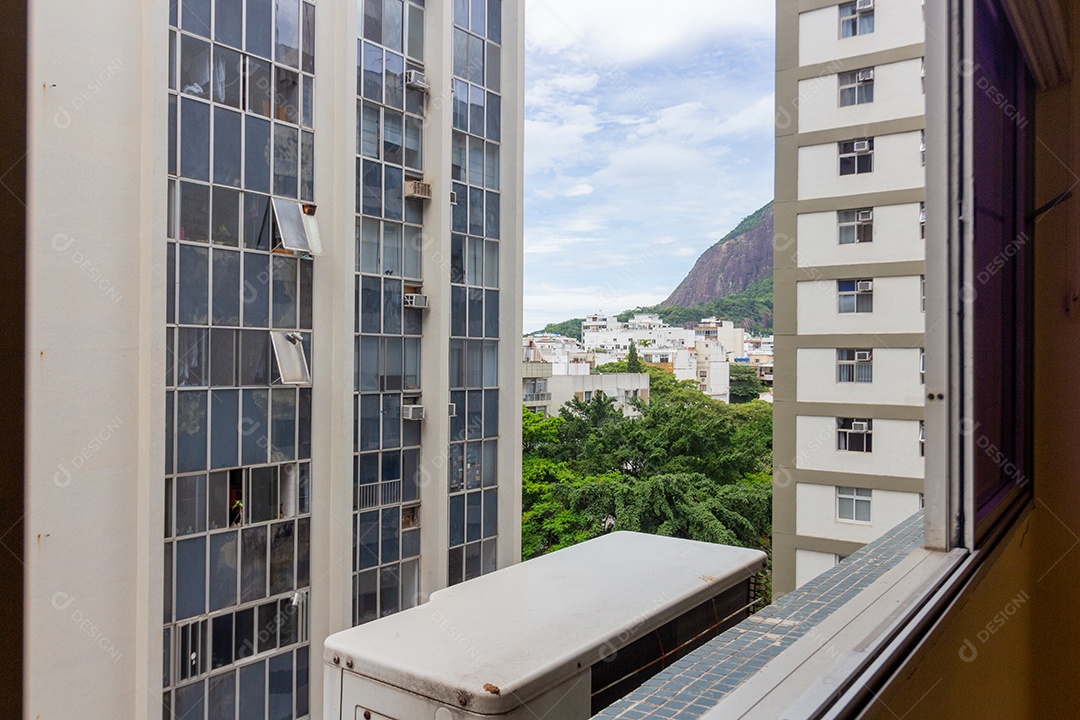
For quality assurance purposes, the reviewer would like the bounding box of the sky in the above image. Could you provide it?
[522,0,777,332]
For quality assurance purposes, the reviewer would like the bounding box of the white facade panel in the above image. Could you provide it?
[795,415,923,478]
[799,1,925,67]
[798,58,926,133]
[796,348,924,405]
[795,549,838,589]
[796,203,925,267]
[798,131,925,200]
[797,275,924,335]
[795,483,922,544]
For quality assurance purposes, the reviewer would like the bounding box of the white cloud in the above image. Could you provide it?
[563,183,594,197]
[525,0,774,65]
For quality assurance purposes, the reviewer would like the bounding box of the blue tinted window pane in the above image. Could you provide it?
[268,651,294,720]
[208,671,235,720]
[239,661,266,720]
[247,0,273,56]
[453,79,469,130]
[182,0,211,36]
[449,493,465,546]
[483,488,498,537]
[296,646,309,716]
[363,41,384,101]
[209,531,238,611]
[362,160,382,217]
[245,116,272,192]
[241,526,268,603]
[214,107,242,186]
[210,390,239,469]
[242,389,269,466]
[486,92,501,141]
[359,510,379,569]
[175,681,206,720]
[271,389,297,460]
[178,244,209,323]
[176,391,208,473]
[381,508,400,563]
[466,491,482,542]
[175,536,206,619]
[360,394,380,451]
[384,166,403,221]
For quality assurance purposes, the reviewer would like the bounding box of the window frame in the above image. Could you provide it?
[836,486,873,523]
[837,418,873,453]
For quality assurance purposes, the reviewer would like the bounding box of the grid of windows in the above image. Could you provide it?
[838,68,874,106]
[839,138,874,175]
[166,0,316,717]
[837,349,873,383]
[837,418,873,452]
[839,1,874,38]
[449,0,502,586]
[354,0,428,625]
[838,209,873,244]
[837,486,873,522]
[838,279,874,313]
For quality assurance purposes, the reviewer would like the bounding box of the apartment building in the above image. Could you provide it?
[23,0,523,718]
[773,0,926,595]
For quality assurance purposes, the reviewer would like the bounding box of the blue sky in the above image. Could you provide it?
[522,0,776,331]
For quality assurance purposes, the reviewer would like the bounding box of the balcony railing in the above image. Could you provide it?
[523,393,552,403]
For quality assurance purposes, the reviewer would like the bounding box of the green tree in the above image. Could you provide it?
[730,365,766,403]
[626,339,644,373]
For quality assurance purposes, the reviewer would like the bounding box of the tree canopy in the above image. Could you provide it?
[521,366,774,596]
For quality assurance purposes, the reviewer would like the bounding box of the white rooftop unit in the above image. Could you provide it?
[324,532,766,720]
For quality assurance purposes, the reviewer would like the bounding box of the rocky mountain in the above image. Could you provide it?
[662,202,774,308]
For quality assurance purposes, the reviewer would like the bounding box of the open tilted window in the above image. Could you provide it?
[270,331,312,385]
[271,198,323,256]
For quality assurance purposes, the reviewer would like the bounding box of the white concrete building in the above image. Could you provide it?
[548,373,651,418]
[582,313,735,402]
[773,0,926,595]
[24,1,525,718]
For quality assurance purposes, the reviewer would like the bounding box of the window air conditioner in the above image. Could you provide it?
[402,405,426,421]
[855,351,872,362]
[851,421,870,432]
[405,180,432,200]
[856,209,874,223]
[856,280,874,292]
[853,140,871,153]
[857,68,875,82]
[405,70,430,91]
[856,0,875,11]
[403,293,429,309]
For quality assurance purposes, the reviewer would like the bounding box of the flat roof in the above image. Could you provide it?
[324,532,766,715]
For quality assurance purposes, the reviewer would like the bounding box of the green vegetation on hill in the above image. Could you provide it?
[536,317,584,341]
[619,276,774,334]
[710,200,774,249]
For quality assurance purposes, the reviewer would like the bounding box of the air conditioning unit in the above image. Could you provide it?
[851,421,870,432]
[403,293,429,309]
[856,209,874,223]
[856,0,875,11]
[448,403,457,417]
[855,351,873,362]
[856,280,874,292]
[405,180,432,200]
[405,70,430,91]
[402,405,426,421]
[857,68,875,82]
[449,191,459,205]
[853,140,871,153]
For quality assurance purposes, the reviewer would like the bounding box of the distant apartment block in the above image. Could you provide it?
[773,0,926,595]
